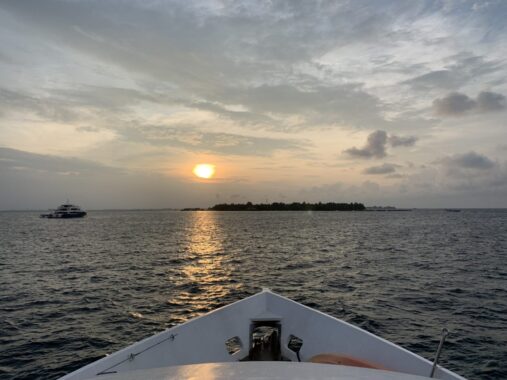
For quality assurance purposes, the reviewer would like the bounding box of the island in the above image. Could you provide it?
[208,202,365,211]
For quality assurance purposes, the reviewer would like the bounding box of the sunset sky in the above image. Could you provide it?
[1,0,506,209]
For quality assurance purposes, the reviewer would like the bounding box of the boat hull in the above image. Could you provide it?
[41,212,87,218]
[58,290,466,380]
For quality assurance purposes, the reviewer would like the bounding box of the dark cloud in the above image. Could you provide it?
[433,92,476,116]
[437,151,496,170]
[388,135,418,147]
[477,91,506,112]
[345,130,388,158]
[345,130,418,159]
[363,163,399,175]
[433,91,506,116]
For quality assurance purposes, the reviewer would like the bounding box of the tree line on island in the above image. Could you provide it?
[204,202,366,211]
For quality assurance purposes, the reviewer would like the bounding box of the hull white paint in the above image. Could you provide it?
[59,290,466,380]
[82,362,444,380]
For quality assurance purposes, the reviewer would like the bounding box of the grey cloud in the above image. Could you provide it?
[118,124,305,157]
[0,1,416,132]
[477,91,506,112]
[212,83,386,130]
[0,85,186,126]
[0,146,211,210]
[433,91,506,116]
[0,84,305,157]
[188,101,274,125]
[0,51,15,64]
[0,87,82,123]
[52,86,169,110]
[405,54,503,91]
[345,130,388,158]
[386,173,405,179]
[76,126,101,133]
[363,163,399,175]
[406,70,459,90]
[345,130,417,159]
[433,92,476,116]
[0,146,119,175]
[0,1,392,88]
[388,135,418,147]
[437,151,496,170]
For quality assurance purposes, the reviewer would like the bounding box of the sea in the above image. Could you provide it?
[1,209,506,379]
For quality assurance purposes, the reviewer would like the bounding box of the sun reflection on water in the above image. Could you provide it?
[168,212,242,318]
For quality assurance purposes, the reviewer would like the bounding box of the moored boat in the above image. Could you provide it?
[40,203,87,218]
[59,289,465,380]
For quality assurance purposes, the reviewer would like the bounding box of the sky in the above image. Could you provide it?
[0,0,506,209]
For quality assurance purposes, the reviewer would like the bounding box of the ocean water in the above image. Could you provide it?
[0,209,506,379]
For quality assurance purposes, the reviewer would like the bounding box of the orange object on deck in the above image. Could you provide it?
[310,354,387,370]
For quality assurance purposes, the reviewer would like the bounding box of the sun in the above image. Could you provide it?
[193,164,216,179]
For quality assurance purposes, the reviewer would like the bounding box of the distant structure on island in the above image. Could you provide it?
[365,206,412,211]
[209,202,365,211]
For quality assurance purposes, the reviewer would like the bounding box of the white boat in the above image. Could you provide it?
[40,203,87,218]
[59,289,466,380]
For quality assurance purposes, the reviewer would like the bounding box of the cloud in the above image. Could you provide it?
[345,130,417,159]
[363,163,399,175]
[0,146,197,210]
[436,151,496,170]
[211,83,386,129]
[477,91,507,112]
[188,101,275,126]
[388,135,418,147]
[0,87,80,123]
[405,54,503,91]
[1,1,507,208]
[432,92,476,116]
[433,91,506,116]
[344,130,388,158]
[0,146,118,175]
[117,124,305,157]
[0,0,432,134]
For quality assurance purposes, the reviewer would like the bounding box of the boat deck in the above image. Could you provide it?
[85,362,435,380]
